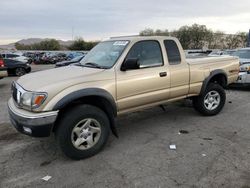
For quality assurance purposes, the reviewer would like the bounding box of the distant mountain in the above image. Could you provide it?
[0,38,73,50]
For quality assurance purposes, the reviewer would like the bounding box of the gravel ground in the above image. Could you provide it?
[0,65,250,188]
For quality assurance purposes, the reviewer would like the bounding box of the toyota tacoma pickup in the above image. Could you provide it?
[8,36,239,159]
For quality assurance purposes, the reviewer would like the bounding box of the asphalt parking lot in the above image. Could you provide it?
[0,65,250,188]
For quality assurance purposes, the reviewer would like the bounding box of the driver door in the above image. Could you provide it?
[116,40,170,113]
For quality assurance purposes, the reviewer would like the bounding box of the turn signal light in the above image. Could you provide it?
[33,95,46,106]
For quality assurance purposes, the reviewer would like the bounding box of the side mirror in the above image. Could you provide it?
[121,58,140,71]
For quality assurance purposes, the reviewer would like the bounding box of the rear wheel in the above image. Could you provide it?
[15,67,26,76]
[56,104,110,160]
[193,83,226,116]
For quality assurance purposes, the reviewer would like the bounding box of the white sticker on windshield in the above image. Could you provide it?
[113,41,128,46]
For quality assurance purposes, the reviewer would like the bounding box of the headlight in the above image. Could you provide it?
[20,92,47,110]
[240,65,250,72]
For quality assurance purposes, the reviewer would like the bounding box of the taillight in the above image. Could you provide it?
[0,59,4,67]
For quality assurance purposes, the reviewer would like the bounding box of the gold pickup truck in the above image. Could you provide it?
[8,36,239,159]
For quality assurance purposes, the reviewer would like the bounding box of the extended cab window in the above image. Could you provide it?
[164,40,181,65]
[126,40,163,68]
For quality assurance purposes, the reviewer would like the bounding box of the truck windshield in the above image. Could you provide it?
[80,40,129,69]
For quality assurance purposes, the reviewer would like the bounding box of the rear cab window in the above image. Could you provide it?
[164,40,181,65]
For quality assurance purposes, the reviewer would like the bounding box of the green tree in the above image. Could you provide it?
[155,29,169,36]
[69,38,87,50]
[37,39,61,50]
[15,43,32,50]
[139,28,154,36]
[208,31,226,49]
[139,24,249,49]
[176,24,213,49]
[15,39,61,50]
[171,26,192,49]
[69,38,98,51]
[139,28,169,36]
[188,24,210,49]
[225,32,247,49]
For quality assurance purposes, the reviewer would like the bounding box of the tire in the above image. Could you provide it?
[15,67,26,76]
[193,83,226,116]
[56,104,110,160]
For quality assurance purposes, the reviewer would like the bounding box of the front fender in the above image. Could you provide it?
[52,88,118,137]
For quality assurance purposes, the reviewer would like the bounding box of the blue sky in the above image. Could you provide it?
[0,0,250,44]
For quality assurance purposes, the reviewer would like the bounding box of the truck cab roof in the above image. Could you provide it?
[108,35,178,42]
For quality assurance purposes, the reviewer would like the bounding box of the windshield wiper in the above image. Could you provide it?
[82,62,107,69]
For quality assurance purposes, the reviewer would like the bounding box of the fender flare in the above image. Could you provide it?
[200,69,228,95]
[53,88,118,137]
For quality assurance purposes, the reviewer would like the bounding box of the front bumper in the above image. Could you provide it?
[8,99,58,137]
[0,68,8,78]
[26,66,31,73]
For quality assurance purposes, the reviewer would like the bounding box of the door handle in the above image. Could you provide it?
[159,72,167,77]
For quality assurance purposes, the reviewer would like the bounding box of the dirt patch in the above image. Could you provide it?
[0,123,22,141]
[40,160,52,167]
[202,137,213,141]
[0,132,20,141]
[179,130,189,134]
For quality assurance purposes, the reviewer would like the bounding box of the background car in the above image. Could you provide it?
[232,48,250,85]
[1,53,29,63]
[3,58,31,76]
[55,55,85,67]
[233,48,250,65]
[67,52,86,60]
[208,49,237,57]
[224,49,237,56]
[0,55,8,79]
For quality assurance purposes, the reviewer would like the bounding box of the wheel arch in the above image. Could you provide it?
[200,70,228,95]
[52,88,118,137]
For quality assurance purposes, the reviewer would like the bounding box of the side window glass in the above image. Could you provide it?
[126,41,163,68]
[7,54,14,58]
[164,40,181,65]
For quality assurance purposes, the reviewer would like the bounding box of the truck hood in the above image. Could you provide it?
[17,65,109,91]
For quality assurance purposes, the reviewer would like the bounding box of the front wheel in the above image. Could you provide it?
[193,83,226,116]
[56,105,110,160]
[15,67,26,76]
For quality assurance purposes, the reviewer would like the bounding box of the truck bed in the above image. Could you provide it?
[186,56,239,95]
[187,56,237,65]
